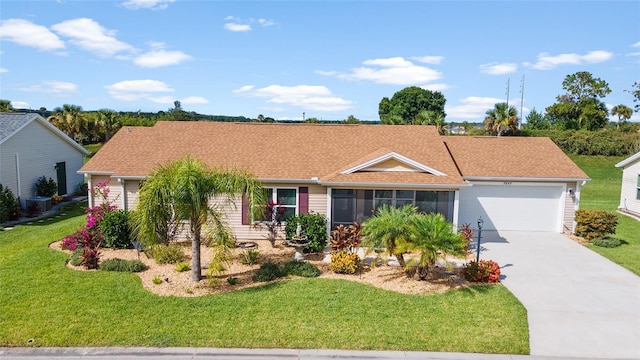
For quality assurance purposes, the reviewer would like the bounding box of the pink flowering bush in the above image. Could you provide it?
[61,180,117,268]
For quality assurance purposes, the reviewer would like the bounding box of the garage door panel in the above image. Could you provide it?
[459,185,563,232]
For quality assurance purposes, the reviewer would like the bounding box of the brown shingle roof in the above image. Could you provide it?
[81,122,466,185]
[444,136,589,179]
[80,122,588,184]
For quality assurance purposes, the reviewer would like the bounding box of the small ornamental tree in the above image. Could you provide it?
[35,176,57,197]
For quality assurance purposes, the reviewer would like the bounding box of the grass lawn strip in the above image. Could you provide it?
[570,155,640,275]
[0,202,528,353]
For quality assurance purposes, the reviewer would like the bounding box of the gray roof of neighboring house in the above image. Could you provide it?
[0,113,39,142]
[0,112,89,154]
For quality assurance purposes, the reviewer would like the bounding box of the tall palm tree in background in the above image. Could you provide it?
[48,104,87,140]
[96,109,122,142]
[484,102,518,136]
[133,156,264,282]
[414,110,447,134]
[611,104,633,129]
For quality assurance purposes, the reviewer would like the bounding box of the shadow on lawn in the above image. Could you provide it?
[1,201,87,229]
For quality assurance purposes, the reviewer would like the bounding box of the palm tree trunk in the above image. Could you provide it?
[191,223,202,282]
[396,253,413,278]
[418,265,428,280]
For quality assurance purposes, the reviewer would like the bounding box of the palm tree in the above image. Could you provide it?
[484,103,518,136]
[48,104,88,140]
[414,110,447,134]
[96,109,122,142]
[611,104,633,129]
[133,156,264,282]
[361,204,415,277]
[409,213,466,280]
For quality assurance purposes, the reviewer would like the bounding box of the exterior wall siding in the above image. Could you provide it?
[91,175,122,209]
[620,161,640,215]
[563,182,578,233]
[0,120,85,206]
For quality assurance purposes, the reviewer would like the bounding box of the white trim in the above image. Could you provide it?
[326,187,332,236]
[87,175,93,208]
[340,151,446,176]
[452,190,459,230]
[615,151,640,168]
[463,176,590,182]
[467,181,568,187]
[319,181,467,189]
[78,171,114,176]
[258,178,320,184]
[558,183,567,233]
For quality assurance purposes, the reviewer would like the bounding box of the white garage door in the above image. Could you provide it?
[458,184,565,232]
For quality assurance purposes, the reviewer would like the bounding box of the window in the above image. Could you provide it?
[264,188,297,221]
[331,188,454,229]
[637,175,640,201]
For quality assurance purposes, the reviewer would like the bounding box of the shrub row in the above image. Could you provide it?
[100,258,147,272]
[252,261,320,282]
[522,129,640,156]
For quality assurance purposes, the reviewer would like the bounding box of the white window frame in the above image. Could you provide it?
[263,187,298,222]
[636,174,640,201]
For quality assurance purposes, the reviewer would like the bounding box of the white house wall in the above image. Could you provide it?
[619,160,640,215]
[0,120,85,206]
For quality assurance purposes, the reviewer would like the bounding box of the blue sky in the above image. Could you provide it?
[1,0,639,122]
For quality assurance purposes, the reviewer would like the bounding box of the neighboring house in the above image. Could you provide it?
[80,122,589,238]
[0,113,90,206]
[615,151,640,218]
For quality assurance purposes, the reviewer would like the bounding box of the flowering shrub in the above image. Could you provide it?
[462,260,501,283]
[459,223,474,254]
[61,179,117,268]
[330,250,361,274]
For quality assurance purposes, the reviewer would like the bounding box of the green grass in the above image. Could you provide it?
[83,143,103,156]
[0,201,529,353]
[570,154,640,275]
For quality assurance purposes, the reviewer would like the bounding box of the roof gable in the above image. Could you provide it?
[340,151,446,176]
[0,113,89,155]
[615,151,640,169]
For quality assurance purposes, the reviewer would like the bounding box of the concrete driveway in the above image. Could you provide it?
[479,231,640,359]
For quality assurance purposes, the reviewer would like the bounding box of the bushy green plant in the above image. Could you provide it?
[592,237,622,248]
[284,212,328,253]
[252,262,284,282]
[35,176,57,197]
[151,244,186,264]
[524,129,640,156]
[330,250,361,274]
[69,249,84,266]
[239,249,260,265]
[463,260,501,283]
[227,276,239,285]
[0,184,20,223]
[99,209,132,248]
[283,260,320,277]
[175,261,190,272]
[99,258,147,272]
[575,209,618,240]
[152,277,163,285]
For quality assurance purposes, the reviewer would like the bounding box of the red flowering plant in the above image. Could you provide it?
[259,199,286,247]
[459,223,474,255]
[61,180,117,268]
[462,259,501,283]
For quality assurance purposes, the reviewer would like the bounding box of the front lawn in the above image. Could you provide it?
[0,201,528,353]
[570,155,640,275]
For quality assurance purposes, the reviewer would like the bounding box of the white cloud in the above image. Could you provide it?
[315,70,339,76]
[20,81,78,96]
[11,101,29,109]
[52,18,135,57]
[422,83,450,91]
[446,96,504,120]
[523,50,613,70]
[233,84,352,112]
[0,19,65,51]
[181,96,208,105]
[480,62,518,75]
[121,0,174,10]
[257,18,275,27]
[412,55,444,65]
[0,68,8,73]
[105,79,173,101]
[337,57,442,85]
[133,42,191,67]
[632,41,640,48]
[224,23,251,32]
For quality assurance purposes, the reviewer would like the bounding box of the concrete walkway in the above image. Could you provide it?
[479,231,640,359]
[0,347,629,360]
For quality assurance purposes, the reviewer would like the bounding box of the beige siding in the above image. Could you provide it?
[90,175,123,209]
[620,161,640,215]
[124,180,142,210]
[563,182,577,233]
[0,120,85,206]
